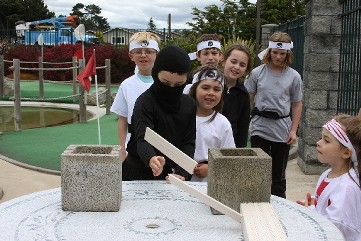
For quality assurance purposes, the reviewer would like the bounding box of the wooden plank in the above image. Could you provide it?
[169,174,243,223]
[241,202,287,241]
[144,127,198,174]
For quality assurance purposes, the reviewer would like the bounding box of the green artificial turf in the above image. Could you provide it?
[1,81,119,103]
[0,113,119,171]
[0,81,120,171]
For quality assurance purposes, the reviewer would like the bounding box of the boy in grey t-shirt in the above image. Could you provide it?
[245,32,303,198]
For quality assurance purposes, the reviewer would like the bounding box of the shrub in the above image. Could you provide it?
[0,41,9,55]
[110,46,134,84]
[3,43,134,84]
[43,44,78,81]
[4,45,41,77]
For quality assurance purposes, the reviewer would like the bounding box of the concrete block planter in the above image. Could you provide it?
[61,145,121,212]
[208,148,272,214]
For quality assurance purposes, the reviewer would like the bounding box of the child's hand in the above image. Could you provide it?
[149,156,165,176]
[296,193,314,207]
[165,174,185,184]
[193,163,208,178]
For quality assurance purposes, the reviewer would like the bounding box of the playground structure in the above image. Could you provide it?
[15,15,99,46]
[0,55,112,131]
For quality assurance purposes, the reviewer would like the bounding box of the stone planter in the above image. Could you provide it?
[61,145,121,212]
[208,148,271,214]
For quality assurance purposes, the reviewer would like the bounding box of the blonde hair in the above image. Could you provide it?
[129,32,161,44]
[262,32,293,68]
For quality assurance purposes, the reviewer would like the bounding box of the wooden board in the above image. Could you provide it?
[241,202,288,241]
[144,127,198,174]
[169,174,243,223]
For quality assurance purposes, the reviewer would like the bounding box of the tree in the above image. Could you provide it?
[0,0,54,29]
[147,17,157,31]
[187,0,305,41]
[21,0,55,22]
[71,3,110,32]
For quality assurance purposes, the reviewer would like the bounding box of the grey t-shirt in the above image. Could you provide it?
[245,64,303,142]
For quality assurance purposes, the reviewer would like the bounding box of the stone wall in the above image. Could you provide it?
[260,1,342,174]
[298,0,342,174]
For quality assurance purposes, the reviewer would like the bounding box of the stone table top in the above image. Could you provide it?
[0,181,344,241]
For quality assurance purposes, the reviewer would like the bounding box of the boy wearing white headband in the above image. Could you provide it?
[297,114,361,241]
[111,32,160,161]
[184,34,222,93]
[245,32,303,198]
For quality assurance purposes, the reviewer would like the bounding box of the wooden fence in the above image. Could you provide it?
[0,56,112,131]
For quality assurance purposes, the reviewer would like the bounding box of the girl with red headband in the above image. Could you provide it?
[297,114,361,241]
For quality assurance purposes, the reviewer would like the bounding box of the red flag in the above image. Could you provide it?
[77,52,96,92]
[74,48,83,60]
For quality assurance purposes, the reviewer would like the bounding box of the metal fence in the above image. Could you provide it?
[272,16,305,79]
[337,0,361,115]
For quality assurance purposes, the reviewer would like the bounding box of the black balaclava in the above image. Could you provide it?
[150,45,191,113]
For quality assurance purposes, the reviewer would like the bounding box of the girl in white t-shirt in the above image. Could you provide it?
[297,114,361,241]
[188,66,235,182]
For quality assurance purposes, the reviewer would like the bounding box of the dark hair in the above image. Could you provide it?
[223,43,252,77]
[188,66,224,122]
[196,34,222,44]
[262,32,294,68]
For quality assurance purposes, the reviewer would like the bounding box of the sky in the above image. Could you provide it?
[44,0,256,29]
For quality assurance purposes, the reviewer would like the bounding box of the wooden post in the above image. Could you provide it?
[13,59,21,131]
[0,55,4,98]
[105,59,111,115]
[72,56,78,103]
[38,56,44,99]
[78,59,87,123]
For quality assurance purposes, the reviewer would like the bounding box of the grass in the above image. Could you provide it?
[0,81,120,171]
[2,81,119,103]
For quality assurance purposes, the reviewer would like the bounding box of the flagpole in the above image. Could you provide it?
[93,49,101,145]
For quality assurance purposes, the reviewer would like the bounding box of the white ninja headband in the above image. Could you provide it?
[258,41,293,60]
[196,69,225,87]
[129,39,160,52]
[323,119,358,169]
[188,40,222,61]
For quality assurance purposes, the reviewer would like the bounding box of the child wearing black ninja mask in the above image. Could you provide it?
[122,45,196,181]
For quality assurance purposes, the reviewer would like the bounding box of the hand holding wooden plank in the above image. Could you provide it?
[144,127,198,174]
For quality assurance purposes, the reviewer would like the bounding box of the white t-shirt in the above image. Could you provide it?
[111,74,153,123]
[191,112,235,182]
[110,74,153,146]
[310,168,361,241]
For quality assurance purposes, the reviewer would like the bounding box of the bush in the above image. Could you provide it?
[4,44,41,77]
[110,46,134,84]
[3,43,134,84]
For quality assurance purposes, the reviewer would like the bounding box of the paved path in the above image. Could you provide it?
[0,156,319,204]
